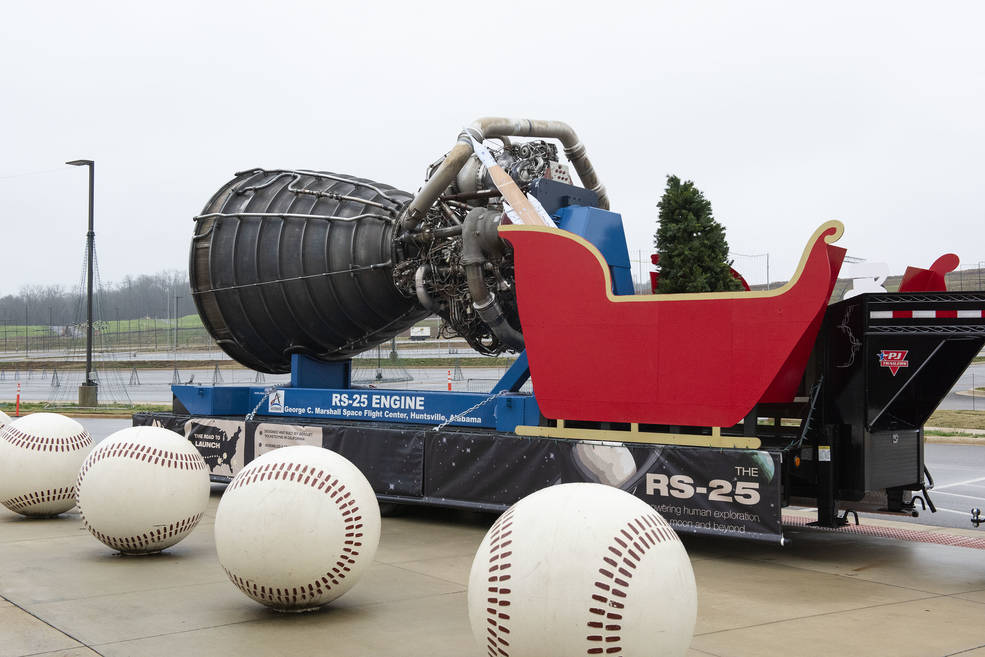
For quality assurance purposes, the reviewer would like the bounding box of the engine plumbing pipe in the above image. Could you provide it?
[401,117,609,233]
[461,208,525,350]
[414,265,442,313]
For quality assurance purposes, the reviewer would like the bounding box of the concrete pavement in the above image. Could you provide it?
[4,495,985,657]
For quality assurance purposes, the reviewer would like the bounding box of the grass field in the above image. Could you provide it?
[927,409,985,431]
[0,401,169,417]
[0,314,222,354]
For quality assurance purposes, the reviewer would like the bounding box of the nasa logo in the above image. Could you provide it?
[878,350,909,376]
[268,390,285,413]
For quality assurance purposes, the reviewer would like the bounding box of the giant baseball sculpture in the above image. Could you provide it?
[0,413,93,517]
[76,426,210,554]
[214,445,381,611]
[468,483,697,657]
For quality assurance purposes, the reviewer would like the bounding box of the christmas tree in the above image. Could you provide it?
[654,175,741,293]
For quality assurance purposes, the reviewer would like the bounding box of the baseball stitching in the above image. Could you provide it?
[76,441,207,490]
[76,440,209,552]
[1,426,92,453]
[2,486,76,514]
[586,512,678,655]
[483,507,516,657]
[83,512,204,553]
[223,459,366,608]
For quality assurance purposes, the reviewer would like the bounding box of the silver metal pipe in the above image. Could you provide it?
[414,265,441,313]
[401,117,609,232]
[402,136,473,233]
[469,117,608,210]
[461,208,524,350]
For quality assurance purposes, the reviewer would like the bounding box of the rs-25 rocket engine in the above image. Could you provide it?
[189,118,607,373]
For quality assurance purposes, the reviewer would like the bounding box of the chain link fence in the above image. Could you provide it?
[0,322,215,356]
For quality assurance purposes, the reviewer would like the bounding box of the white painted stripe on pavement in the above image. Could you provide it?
[934,507,974,516]
[932,490,985,502]
[935,476,985,490]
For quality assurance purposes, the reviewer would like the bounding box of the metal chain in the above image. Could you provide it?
[433,390,509,432]
[246,386,281,422]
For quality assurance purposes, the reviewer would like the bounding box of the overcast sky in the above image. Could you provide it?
[2,1,983,298]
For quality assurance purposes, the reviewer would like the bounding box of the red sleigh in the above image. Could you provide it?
[500,221,847,428]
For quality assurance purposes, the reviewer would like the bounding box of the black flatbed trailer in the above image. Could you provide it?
[137,291,985,544]
[779,291,985,527]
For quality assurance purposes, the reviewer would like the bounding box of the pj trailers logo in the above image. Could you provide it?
[878,350,909,376]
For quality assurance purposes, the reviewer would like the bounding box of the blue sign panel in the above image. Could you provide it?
[253,387,499,429]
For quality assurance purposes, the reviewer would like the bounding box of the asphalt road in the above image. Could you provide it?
[940,361,985,411]
[77,417,131,443]
[902,442,985,529]
[848,442,985,531]
[0,365,522,406]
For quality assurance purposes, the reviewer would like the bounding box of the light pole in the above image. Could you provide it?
[67,159,97,406]
[127,278,133,352]
[174,294,183,352]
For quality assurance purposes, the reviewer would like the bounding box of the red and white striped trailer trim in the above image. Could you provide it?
[870,309,985,319]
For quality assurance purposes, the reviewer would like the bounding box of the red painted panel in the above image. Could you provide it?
[759,239,845,403]
[502,222,846,427]
[899,253,959,293]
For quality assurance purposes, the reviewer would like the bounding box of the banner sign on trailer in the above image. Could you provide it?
[321,424,424,498]
[425,433,782,542]
[253,388,499,428]
[134,413,784,543]
[632,446,781,541]
[255,423,321,457]
[183,418,246,477]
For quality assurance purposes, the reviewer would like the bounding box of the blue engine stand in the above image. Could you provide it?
[173,352,541,432]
